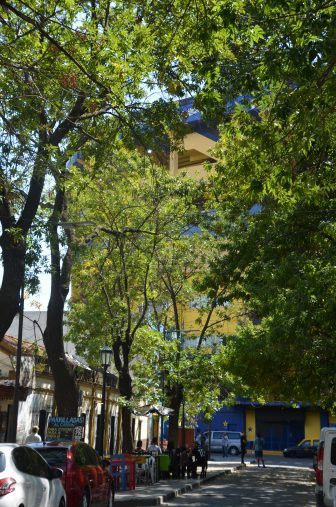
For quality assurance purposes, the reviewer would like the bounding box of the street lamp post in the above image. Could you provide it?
[98,346,112,457]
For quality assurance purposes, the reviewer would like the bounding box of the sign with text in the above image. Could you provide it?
[46,416,85,442]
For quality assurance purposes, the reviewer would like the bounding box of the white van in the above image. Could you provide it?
[315,427,336,506]
[199,430,242,455]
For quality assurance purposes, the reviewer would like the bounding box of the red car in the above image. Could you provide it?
[31,441,114,507]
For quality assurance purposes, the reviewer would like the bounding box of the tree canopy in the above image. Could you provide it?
[0,0,218,337]
[204,0,336,409]
[0,0,226,418]
[66,145,234,445]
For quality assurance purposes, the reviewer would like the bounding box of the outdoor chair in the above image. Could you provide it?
[134,455,151,485]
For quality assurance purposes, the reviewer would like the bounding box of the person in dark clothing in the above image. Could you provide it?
[166,441,177,478]
[134,440,146,454]
[187,442,207,479]
[189,443,199,478]
[186,446,193,478]
[254,433,266,468]
[171,447,181,478]
[240,432,247,464]
[196,445,208,478]
[200,433,207,449]
[180,446,188,478]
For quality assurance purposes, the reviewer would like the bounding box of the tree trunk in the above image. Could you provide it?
[43,188,79,416]
[43,288,79,416]
[0,232,25,338]
[167,384,183,447]
[118,369,133,452]
[0,118,48,338]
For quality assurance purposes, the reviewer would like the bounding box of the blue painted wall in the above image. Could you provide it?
[197,406,245,433]
[320,411,329,428]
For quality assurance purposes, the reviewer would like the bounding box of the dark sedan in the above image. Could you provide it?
[283,438,319,458]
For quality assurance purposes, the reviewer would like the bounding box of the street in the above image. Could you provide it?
[163,466,316,506]
[210,452,316,469]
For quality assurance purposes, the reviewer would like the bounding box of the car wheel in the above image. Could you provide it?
[59,498,66,507]
[80,491,90,507]
[229,446,239,456]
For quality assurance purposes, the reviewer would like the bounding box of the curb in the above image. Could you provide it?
[116,467,239,506]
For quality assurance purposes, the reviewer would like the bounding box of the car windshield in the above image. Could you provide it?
[35,448,67,466]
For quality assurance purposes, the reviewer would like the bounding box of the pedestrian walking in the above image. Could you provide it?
[240,432,247,464]
[254,433,265,467]
[222,433,229,458]
[25,425,42,443]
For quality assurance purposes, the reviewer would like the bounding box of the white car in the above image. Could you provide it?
[199,430,242,455]
[0,444,66,507]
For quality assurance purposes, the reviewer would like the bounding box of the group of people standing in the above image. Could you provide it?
[166,441,207,479]
[134,438,208,479]
[222,432,266,467]
[134,437,162,455]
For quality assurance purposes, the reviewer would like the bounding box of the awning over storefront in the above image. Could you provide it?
[135,404,174,416]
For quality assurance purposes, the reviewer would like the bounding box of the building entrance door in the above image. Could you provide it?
[256,408,304,450]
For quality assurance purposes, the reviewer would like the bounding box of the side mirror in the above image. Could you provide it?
[50,468,63,479]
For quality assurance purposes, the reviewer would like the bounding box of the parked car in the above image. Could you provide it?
[283,438,319,458]
[0,443,66,507]
[199,431,242,455]
[31,441,114,507]
[315,427,336,506]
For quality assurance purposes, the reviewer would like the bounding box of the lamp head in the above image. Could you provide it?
[100,345,112,367]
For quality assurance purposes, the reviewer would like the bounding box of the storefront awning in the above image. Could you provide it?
[135,404,174,416]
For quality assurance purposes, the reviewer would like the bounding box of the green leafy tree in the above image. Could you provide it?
[132,332,234,444]
[0,0,220,416]
[202,1,336,408]
[149,229,232,445]
[66,148,201,450]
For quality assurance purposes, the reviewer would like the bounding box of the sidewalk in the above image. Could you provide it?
[115,461,240,506]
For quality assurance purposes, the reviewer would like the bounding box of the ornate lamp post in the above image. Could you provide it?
[98,345,112,457]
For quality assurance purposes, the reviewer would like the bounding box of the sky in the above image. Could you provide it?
[0,266,50,311]
[25,272,51,311]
